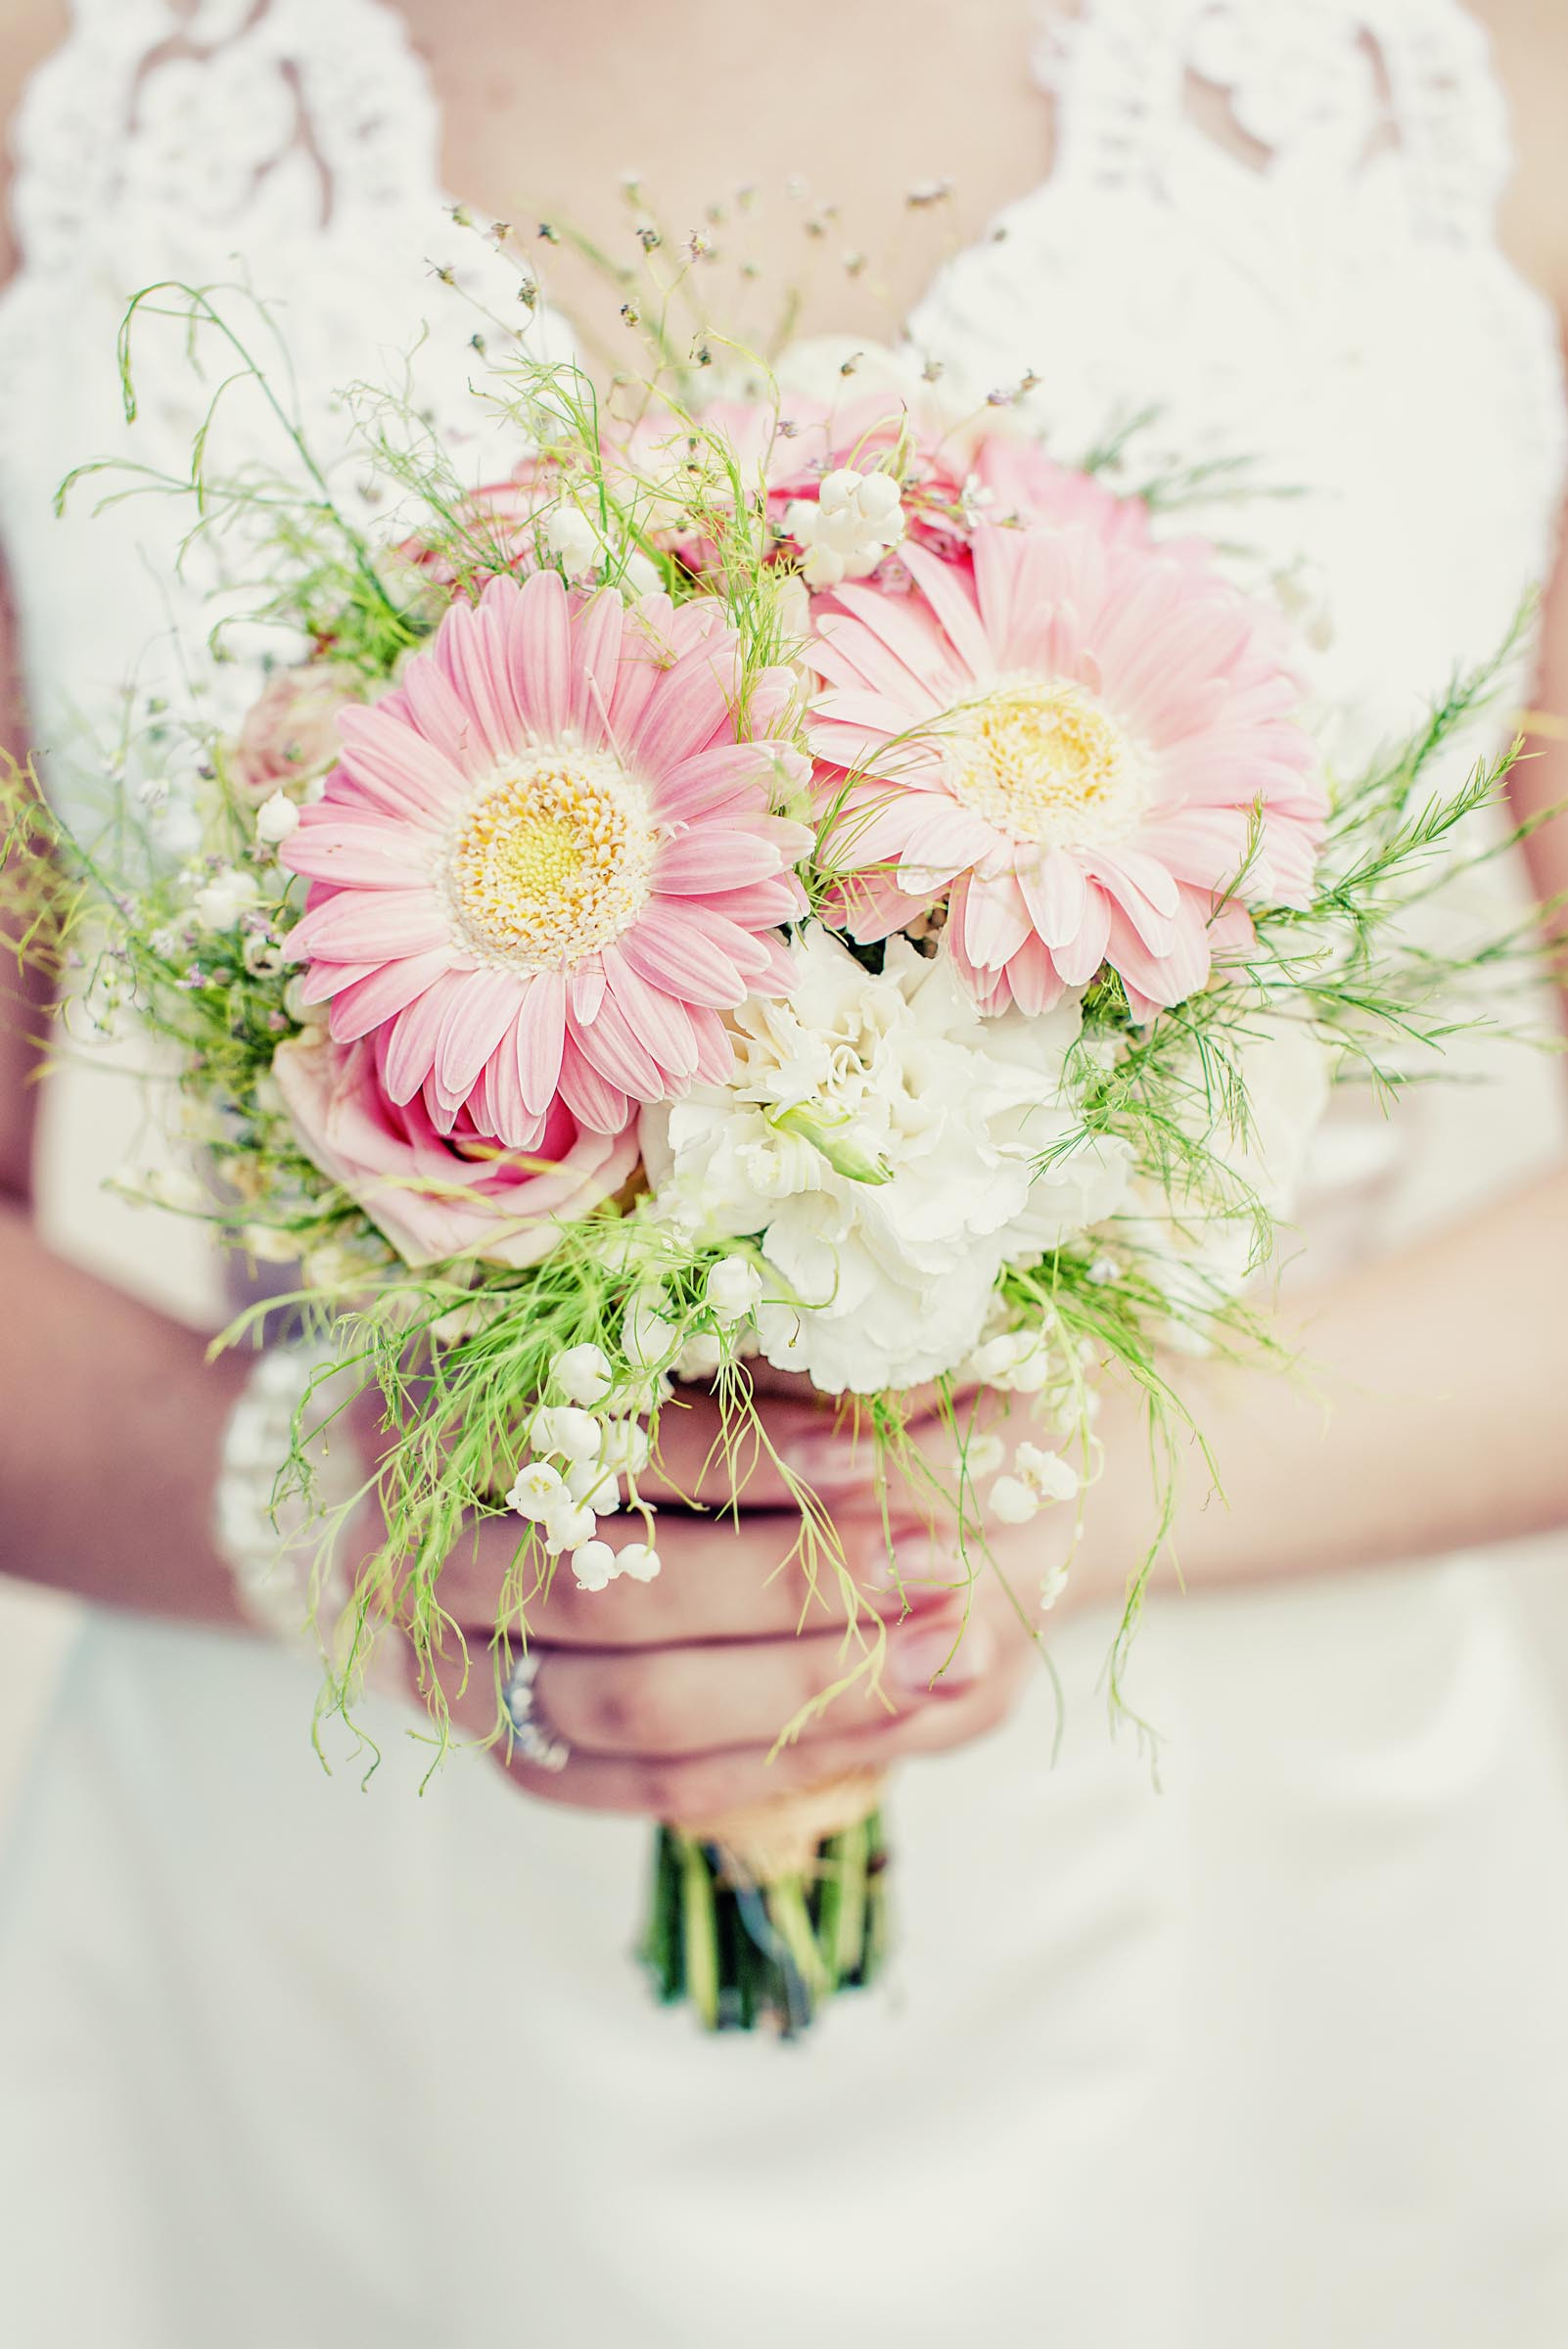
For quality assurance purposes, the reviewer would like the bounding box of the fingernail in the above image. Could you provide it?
[890,1617,993,1699]
[864,1530,957,1601]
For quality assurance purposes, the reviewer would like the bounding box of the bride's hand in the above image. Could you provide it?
[398,1386,1060,1821]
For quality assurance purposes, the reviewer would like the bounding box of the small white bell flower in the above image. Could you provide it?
[571,1540,619,1592]
[616,1542,662,1584]
[530,1404,603,1463]
[704,1255,763,1327]
[542,504,601,580]
[786,465,905,593]
[552,1343,613,1406]
[506,1461,567,1521]
[254,790,300,846]
[566,1459,621,1511]
[540,1496,598,1556]
[622,1288,676,1372]
[599,1418,651,1476]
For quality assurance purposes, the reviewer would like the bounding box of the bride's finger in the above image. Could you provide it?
[437,1506,966,1646]
[517,1604,989,1760]
[634,1383,880,1509]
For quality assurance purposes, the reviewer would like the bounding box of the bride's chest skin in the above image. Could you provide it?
[404,0,1059,351]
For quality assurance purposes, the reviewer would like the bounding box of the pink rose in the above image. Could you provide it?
[271,1032,639,1268]
[230,666,362,805]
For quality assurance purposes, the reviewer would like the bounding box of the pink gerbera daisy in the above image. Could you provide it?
[809,520,1325,1019]
[282,571,810,1143]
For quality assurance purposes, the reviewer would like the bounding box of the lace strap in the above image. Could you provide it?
[1031,0,1515,247]
[7,0,441,284]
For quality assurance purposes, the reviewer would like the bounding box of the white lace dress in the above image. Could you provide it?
[2,4,1567,2343]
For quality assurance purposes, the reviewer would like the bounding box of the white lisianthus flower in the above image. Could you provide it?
[641,930,1130,1395]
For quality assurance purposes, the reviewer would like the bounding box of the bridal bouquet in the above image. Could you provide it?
[1,272,1528,2034]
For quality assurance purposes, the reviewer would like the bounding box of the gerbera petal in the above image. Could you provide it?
[382,972,471,1103]
[434,967,529,1106]
[335,706,464,824]
[652,830,787,894]
[288,889,451,964]
[620,905,745,1007]
[960,870,1033,971]
[510,567,573,739]
[1019,849,1088,949]
[282,818,433,890]
[1051,881,1113,988]
[625,636,743,779]
[326,947,458,1042]
[555,1037,631,1134]
[566,996,663,1102]
[603,947,698,1078]
[516,968,567,1116]
[572,590,624,742]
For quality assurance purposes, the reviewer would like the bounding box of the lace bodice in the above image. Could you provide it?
[0,0,1563,1257]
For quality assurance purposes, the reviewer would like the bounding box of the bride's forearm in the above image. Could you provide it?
[1092,1161,1568,1598]
[0,1198,251,1624]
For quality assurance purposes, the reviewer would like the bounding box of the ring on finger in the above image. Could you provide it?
[501,1648,571,1773]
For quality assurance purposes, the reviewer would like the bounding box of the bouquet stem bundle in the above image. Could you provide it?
[644,1773,890,2035]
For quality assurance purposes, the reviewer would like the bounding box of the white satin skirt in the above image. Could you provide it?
[4,1550,1568,2348]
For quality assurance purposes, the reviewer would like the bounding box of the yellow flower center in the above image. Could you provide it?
[944,679,1144,849]
[443,747,656,969]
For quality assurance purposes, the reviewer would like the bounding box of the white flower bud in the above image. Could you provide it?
[506,1461,567,1521]
[616,1542,661,1584]
[571,1540,618,1592]
[254,790,300,845]
[530,1404,603,1462]
[704,1255,763,1327]
[988,1474,1040,1526]
[552,1343,613,1406]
